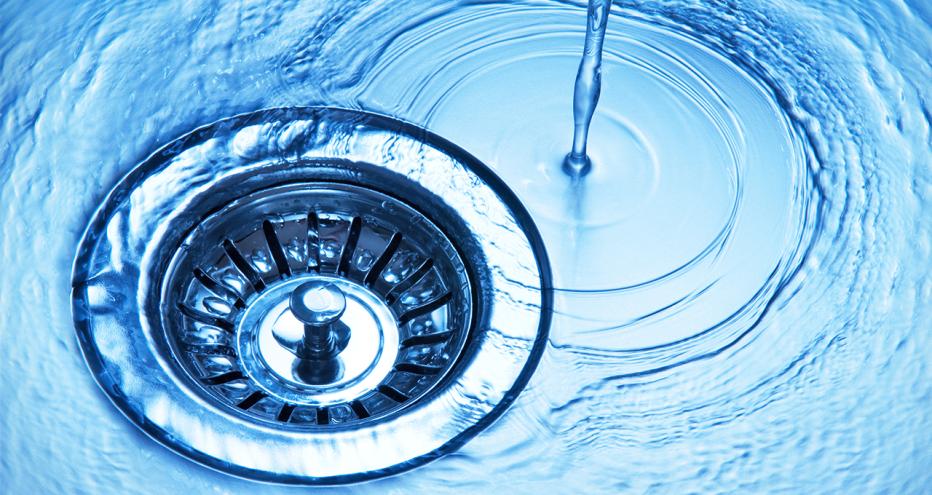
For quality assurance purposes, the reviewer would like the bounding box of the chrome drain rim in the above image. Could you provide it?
[72,107,551,484]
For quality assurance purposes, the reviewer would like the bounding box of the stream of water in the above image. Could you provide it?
[564,0,613,177]
[1,0,930,493]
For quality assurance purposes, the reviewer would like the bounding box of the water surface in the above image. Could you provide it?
[1,0,930,492]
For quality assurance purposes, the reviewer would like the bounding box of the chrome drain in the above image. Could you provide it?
[166,182,472,426]
[72,107,550,484]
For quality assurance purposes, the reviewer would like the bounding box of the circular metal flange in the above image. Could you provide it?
[72,107,551,484]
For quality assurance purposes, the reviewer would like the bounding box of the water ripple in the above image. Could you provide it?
[1,0,929,492]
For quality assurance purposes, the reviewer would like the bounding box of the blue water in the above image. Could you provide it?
[1,0,930,493]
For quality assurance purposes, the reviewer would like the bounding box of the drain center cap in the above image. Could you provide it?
[279,280,352,381]
[290,281,346,326]
[237,275,399,405]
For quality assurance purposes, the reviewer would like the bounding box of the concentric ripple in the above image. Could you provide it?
[357,6,819,366]
[1,0,930,493]
[342,2,827,416]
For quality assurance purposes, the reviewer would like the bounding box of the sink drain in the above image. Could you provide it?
[72,107,551,484]
[167,182,472,427]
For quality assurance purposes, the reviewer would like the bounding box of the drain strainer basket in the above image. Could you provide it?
[71,107,551,484]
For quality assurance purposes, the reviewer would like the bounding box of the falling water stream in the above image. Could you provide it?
[1,0,930,493]
[564,0,613,177]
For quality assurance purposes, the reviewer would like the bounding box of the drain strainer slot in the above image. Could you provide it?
[72,107,551,484]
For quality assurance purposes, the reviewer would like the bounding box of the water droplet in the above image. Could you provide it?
[220,271,246,292]
[320,239,341,260]
[286,237,304,261]
[251,250,271,272]
[189,325,226,344]
[201,355,233,373]
[355,249,375,271]
[202,297,232,315]
[329,406,353,424]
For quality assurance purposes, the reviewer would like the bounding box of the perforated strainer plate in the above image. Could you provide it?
[71,107,551,484]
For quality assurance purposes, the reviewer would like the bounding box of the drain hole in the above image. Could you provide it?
[201,371,245,385]
[192,268,246,309]
[277,403,296,422]
[307,211,321,273]
[394,363,444,375]
[377,385,410,403]
[350,399,370,419]
[178,303,234,333]
[237,391,267,410]
[222,238,266,292]
[337,216,362,277]
[398,291,453,324]
[400,331,455,348]
[365,232,402,286]
[384,258,433,305]
[262,220,292,278]
[316,406,330,425]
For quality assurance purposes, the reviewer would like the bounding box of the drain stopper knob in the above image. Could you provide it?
[289,281,351,361]
[291,281,346,326]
